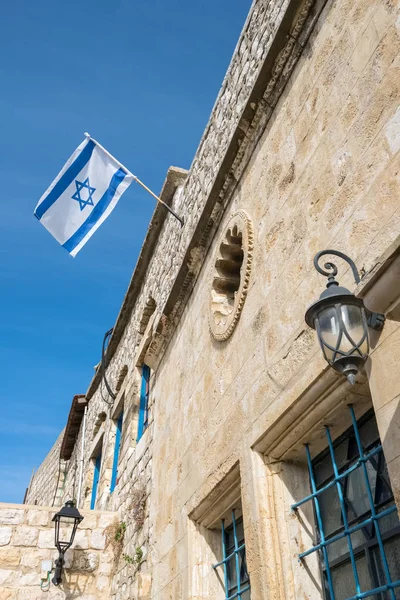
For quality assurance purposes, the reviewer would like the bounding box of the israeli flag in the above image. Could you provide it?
[34,136,133,256]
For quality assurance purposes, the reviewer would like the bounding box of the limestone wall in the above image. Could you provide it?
[0,503,116,600]
[25,431,67,508]
[147,0,400,597]
[26,0,400,598]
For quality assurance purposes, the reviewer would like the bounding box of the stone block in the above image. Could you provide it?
[97,558,112,575]
[79,513,97,530]
[90,529,106,550]
[72,551,98,572]
[73,529,89,550]
[97,514,116,529]
[351,19,380,74]
[26,510,49,527]
[17,589,45,600]
[0,570,13,586]
[18,573,40,586]
[20,548,50,569]
[385,105,400,155]
[12,526,38,547]
[0,587,16,600]
[37,530,54,549]
[0,529,11,547]
[0,511,23,526]
[46,591,67,600]
[0,548,21,567]
[96,575,110,592]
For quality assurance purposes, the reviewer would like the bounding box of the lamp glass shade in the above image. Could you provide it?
[316,302,369,364]
[60,518,78,545]
[53,501,83,553]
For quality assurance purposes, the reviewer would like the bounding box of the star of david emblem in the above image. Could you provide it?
[72,177,96,210]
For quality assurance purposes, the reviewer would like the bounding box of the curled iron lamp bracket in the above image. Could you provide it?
[314,249,361,285]
[313,250,385,331]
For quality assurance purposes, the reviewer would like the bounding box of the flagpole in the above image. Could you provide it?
[132,176,184,227]
[84,133,184,227]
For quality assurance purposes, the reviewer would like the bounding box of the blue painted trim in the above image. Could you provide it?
[110,412,123,493]
[298,504,397,559]
[35,140,95,219]
[326,425,361,596]
[293,406,400,600]
[90,454,101,510]
[221,519,230,594]
[344,579,400,599]
[63,168,126,253]
[137,365,150,442]
[213,512,250,599]
[291,444,382,511]
[231,510,242,598]
[349,405,396,600]
[305,443,336,599]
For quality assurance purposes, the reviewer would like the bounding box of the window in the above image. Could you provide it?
[110,411,123,493]
[213,510,251,599]
[90,452,101,510]
[137,364,150,442]
[292,406,400,600]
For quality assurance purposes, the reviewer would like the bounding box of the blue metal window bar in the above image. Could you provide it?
[291,406,400,600]
[137,364,150,442]
[213,511,251,599]
[110,411,123,493]
[90,453,101,510]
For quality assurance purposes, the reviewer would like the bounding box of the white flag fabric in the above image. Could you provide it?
[34,137,133,256]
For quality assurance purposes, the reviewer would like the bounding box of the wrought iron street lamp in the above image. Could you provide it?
[52,500,84,586]
[305,250,385,384]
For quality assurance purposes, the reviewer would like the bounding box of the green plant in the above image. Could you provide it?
[104,521,127,568]
[122,547,143,567]
[123,553,134,564]
[135,546,143,565]
[114,521,126,542]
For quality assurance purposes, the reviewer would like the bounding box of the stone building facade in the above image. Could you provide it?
[17,0,400,598]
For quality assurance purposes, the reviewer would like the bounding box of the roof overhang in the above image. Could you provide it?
[60,394,88,460]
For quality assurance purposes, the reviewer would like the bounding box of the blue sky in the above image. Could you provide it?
[0,0,251,503]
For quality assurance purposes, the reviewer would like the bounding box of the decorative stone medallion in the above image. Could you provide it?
[209,210,254,341]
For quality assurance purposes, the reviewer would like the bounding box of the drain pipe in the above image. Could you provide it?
[76,405,88,509]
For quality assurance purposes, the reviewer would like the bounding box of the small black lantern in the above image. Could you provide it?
[305,250,384,384]
[52,500,83,586]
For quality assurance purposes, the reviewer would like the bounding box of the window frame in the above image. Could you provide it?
[110,411,123,493]
[90,452,101,510]
[213,510,251,599]
[137,364,150,442]
[292,406,400,600]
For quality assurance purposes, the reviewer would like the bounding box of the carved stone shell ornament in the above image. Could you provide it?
[209,210,254,341]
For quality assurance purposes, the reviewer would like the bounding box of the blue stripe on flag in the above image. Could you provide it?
[63,168,126,254]
[35,140,96,220]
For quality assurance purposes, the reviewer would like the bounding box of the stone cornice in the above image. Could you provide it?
[159,0,328,359]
